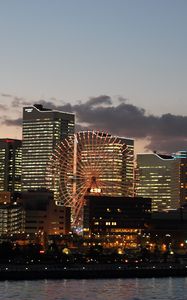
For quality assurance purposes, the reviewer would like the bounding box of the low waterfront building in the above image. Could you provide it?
[0,139,22,192]
[21,190,71,235]
[0,202,25,235]
[0,192,24,235]
[83,195,151,249]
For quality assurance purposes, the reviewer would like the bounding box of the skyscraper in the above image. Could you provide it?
[136,153,180,211]
[174,151,187,206]
[22,104,75,191]
[0,139,22,192]
[76,131,134,197]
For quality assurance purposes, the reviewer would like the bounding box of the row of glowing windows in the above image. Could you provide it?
[22,171,46,175]
[138,183,170,187]
[23,152,52,157]
[22,173,46,178]
[24,149,51,157]
[81,160,123,165]
[23,123,74,128]
[22,162,49,166]
[23,137,54,141]
[138,188,172,193]
[139,166,168,169]
[141,175,169,178]
[24,130,74,137]
[107,208,122,212]
[94,221,117,226]
[22,159,48,163]
[138,194,171,199]
[23,129,54,134]
[23,122,55,126]
[24,118,74,122]
[23,141,53,147]
[22,185,46,189]
[23,126,53,132]
[23,152,52,156]
[23,135,55,139]
[140,178,171,181]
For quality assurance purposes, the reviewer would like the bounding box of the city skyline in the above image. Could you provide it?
[1,2,187,295]
[0,0,187,153]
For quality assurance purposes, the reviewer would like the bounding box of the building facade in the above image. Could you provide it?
[76,131,134,197]
[174,151,187,206]
[0,139,22,192]
[21,191,71,235]
[83,195,151,249]
[22,104,75,191]
[136,153,180,211]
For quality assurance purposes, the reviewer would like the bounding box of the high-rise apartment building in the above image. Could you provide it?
[136,153,180,211]
[0,139,22,192]
[22,104,75,191]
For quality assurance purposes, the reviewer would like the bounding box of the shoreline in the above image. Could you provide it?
[1,263,187,280]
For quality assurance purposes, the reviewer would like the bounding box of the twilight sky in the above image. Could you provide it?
[0,0,187,153]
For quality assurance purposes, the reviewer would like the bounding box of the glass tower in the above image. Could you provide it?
[174,151,187,206]
[136,153,180,211]
[22,104,75,191]
[0,139,22,192]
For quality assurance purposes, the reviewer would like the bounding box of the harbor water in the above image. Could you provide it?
[0,277,187,300]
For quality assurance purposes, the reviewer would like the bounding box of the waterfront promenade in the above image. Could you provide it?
[1,262,187,280]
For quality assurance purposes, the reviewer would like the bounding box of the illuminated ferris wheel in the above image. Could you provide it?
[47,131,132,227]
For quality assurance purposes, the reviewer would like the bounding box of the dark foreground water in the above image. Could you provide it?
[0,278,187,300]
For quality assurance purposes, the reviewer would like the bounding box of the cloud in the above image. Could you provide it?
[11,97,31,108]
[2,118,22,127]
[1,93,12,98]
[2,95,187,153]
[0,104,8,111]
[145,136,187,153]
[1,93,32,108]
[31,96,187,153]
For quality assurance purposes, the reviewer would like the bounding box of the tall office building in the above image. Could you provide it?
[174,151,187,206]
[0,139,22,192]
[22,104,75,191]
[76,131,134,197]
[136,153,180,211]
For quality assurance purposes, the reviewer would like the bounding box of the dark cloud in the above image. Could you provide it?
[145,136,187,153]
[86,95,112,107]
[2,95,187,153]
[1,93,12,98]
[2,118,22,127]
[36,96,187,153]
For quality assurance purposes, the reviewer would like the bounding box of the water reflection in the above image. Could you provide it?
[0,278,187,300]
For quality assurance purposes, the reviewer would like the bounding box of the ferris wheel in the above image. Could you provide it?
[47,131,132,227]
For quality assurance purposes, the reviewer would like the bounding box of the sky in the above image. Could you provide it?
[0,0,187,153]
